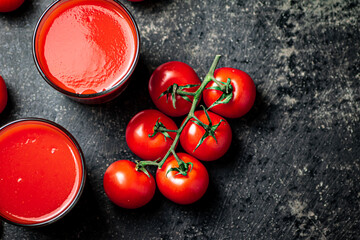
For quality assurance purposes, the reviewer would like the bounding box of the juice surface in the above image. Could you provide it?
[36,0,138,94]
[0,120,83,225]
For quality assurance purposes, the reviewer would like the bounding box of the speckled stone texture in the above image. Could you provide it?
[0,0,359,239]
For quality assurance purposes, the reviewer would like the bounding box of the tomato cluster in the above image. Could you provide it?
[103,56,256,208]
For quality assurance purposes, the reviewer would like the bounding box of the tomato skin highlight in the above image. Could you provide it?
[126,109,178,160]
[180,110,232,161]
[156,153,209,205]
[103,160,156,209]
[149,61,201,117]
[203,67,256,118]
[0,76,8,114]
[0,0,24,12]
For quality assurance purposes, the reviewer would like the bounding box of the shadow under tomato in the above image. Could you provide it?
[112,185,162,215]
[151,174,221,228]
[187,175,219,210]
[237,88,274,127]
[199,89,269,177]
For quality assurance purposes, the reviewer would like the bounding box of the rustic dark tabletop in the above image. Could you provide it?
[0,0,359,239]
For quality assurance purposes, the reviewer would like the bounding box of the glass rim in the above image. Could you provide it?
[0,117,86,227]
[32,0,140,99]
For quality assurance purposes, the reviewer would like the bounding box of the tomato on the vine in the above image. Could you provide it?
[149,61,201,117]
[0,0,24,12]
[156,153,209,205]
[126,109,178,160]
[180,110,232,161]
[203,67,256,118]
[0,76,8,114]
[103,160,156,209]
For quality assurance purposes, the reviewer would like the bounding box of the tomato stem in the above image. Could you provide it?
[136,160,160,168]
[176,89,197,96]
[209,76,226,92]
[171,149,183,164]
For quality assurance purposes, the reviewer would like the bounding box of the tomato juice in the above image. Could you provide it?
[33,0,139,103]
[0,119,85,226]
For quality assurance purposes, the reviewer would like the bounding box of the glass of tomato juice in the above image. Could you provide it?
[0,118,86,227]
[32,0,140,104]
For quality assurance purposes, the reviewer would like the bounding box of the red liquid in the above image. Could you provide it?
[35,0,138,95]
[0,120,84,225]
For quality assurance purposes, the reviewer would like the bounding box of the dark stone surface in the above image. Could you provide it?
[0,0,359,239]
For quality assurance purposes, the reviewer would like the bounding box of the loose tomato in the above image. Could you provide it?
[103,160,156,209]
[0,0,24,12]
[156,153,209,205]
[126,109,178,160]
[180,110,232,161]
[149,61,201,117]
[0,76,8,114]
[203,67,256,118]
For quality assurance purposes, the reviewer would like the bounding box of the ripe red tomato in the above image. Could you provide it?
[156,153,209,205]
[103,160,156,209]
[126,109,178,160]
[203,67,256,118]
[0,0,24,12]
[149,61,201,117]
[0,76,8,114]
[180,110,232,161]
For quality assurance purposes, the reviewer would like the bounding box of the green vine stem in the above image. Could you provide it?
[176,89,197,96]
[136,55,222,173]
[209,76,226,91]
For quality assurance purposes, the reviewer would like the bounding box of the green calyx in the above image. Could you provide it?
[158,83,199,109]
[166,152,194,177]
[166,162,193,177]
[148,118,177,141]
[192,106,224,151]
[135,160,160,178]
[207,78,233,109]
[135,160,151,178]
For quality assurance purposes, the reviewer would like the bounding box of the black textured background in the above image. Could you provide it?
[0,0,359,239]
